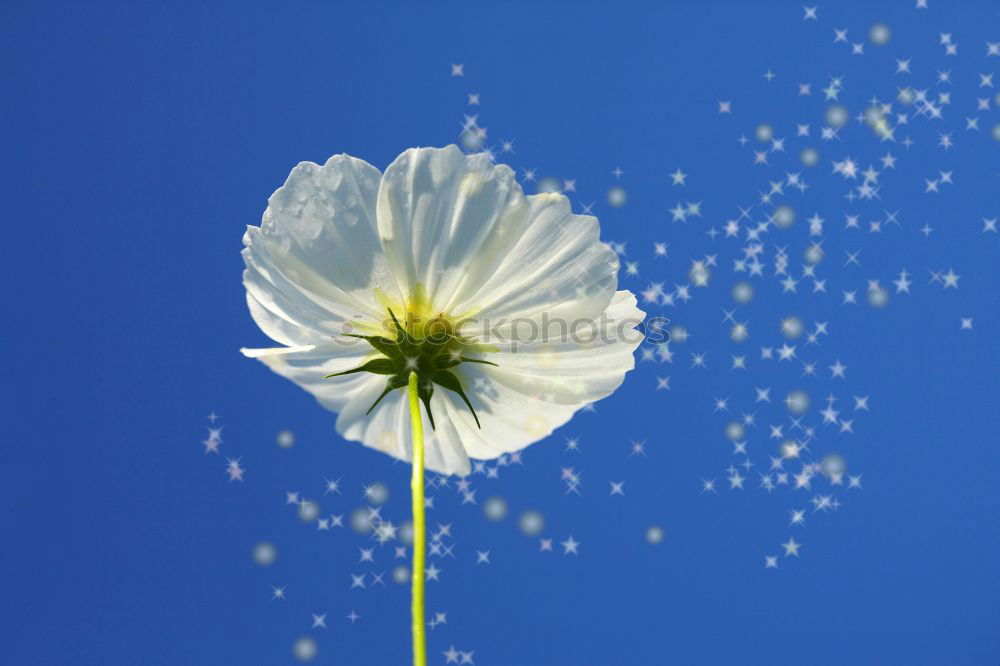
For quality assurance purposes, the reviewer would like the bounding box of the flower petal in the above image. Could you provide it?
[429,291,645,461]
[434,376,578,460]
[240,341,378,413]
[243,154,403,347]
[244,341,472,475]
[478,290,645,404]
[453,192,620,331]
[376,146,533,310]
[335,379,471,476]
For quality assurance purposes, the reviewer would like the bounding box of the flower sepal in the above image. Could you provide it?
[325,309,496,429]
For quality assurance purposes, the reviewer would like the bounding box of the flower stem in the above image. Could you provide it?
[407,371,427,666]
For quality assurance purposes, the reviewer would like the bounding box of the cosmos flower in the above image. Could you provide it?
[242,145,644,476]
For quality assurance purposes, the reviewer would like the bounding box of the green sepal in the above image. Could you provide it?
[432,370,481,429]
[417,379,436,430]
[459,357,499,367]
[434,354,498,370]
[343,333,402,361]
[366,374,409,415]
[327,308,492,429]
[434,353,463,370]
[324,357,396,378]
[387,308,418,356]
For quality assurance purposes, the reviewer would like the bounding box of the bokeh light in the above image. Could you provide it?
[519,510,545,536]
[869,23,890,45]
[607,186,626,207]
[276,429,295,448]
[825,105,848,128]
[772,204,795,228]
[732,282,753,303]
[293,636,317,662]
[298,500,319,523]
[252,541,277,566]
[786,390,810,414]
[484,496,508,521]
[781,316,804,339]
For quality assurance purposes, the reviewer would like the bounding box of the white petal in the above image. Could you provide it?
[453,192,620,329]
[432,291,644,461]
[434,375,579,461]
[376,146,533,310]
[336,380,471,476]
[240,342,377,413]
[243,154,402,346]
[481,290,644,404]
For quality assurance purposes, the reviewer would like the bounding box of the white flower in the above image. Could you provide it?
[242,145,644,475]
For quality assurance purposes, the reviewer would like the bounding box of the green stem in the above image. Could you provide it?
[407,371,427,666]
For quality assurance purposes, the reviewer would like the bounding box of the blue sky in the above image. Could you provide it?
[4,1,1000,664]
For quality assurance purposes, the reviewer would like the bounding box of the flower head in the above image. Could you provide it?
[242,146,644,475]
[325,306,497,429]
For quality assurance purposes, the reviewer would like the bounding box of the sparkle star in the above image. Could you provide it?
[201,435,220,454]
[561,536,581,555]
[894,268,913,292]
[941,268,961,289]
[226,458,245,482]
